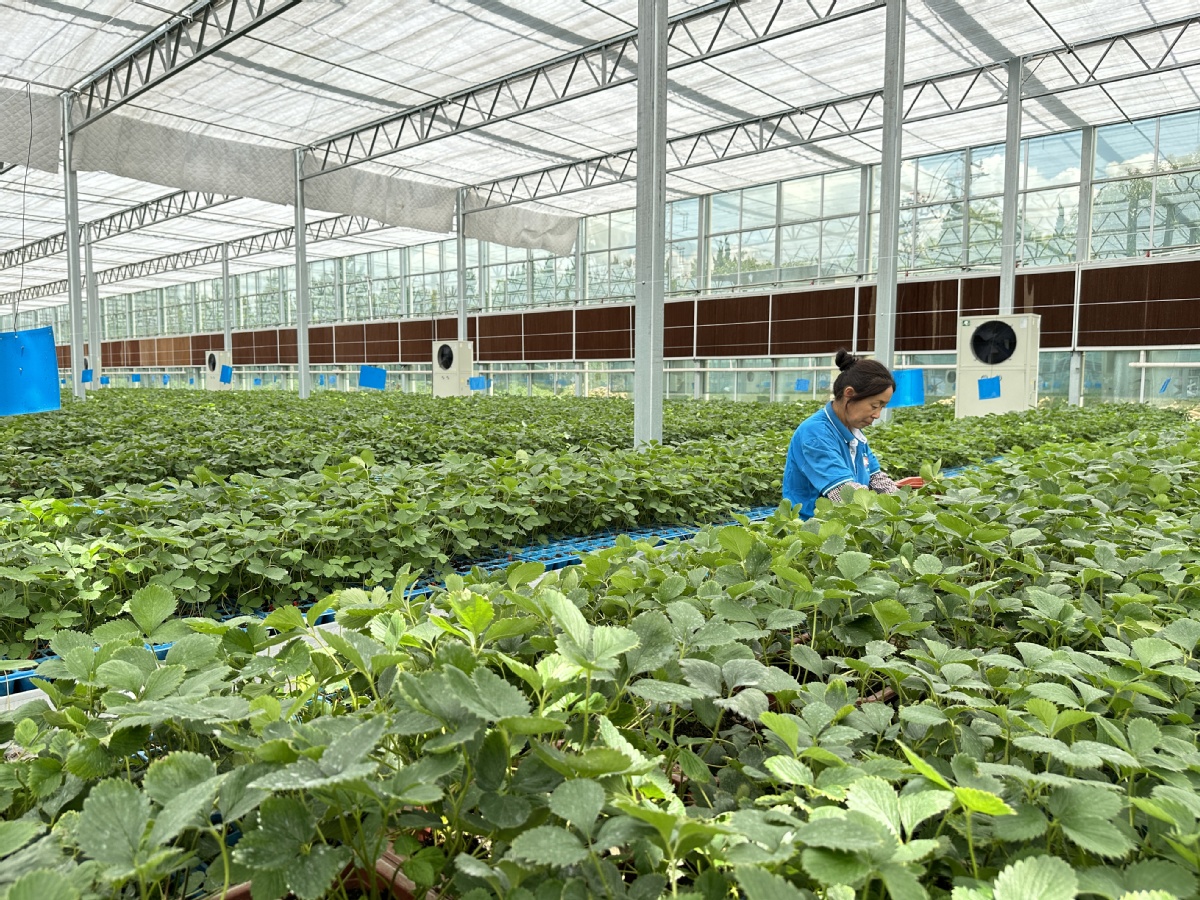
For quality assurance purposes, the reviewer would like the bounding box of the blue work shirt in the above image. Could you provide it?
[782,402,881,519]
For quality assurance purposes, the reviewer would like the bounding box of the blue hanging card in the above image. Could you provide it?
[318,374,325,386]
[81,368,93,384]
[888,368,925,408]
[0,327,62,417]
[252,377,262,386]
[794,377,811,392]
[162,374,170,385]
[1160,378,1172,394]
[359,365,387,391]
[219,365,232,384]
[131,373,141,383]
[100,376,110,386]
[468,375,488,390]
[329,374,336,386]
[188,377,194,385]
[978,375,1001,400]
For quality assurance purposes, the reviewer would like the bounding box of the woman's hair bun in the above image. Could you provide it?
[834,349,859,372]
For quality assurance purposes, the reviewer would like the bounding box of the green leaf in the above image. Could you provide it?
[149,776,221,846]
[898,790,953,837]
[879,862,929,900]
[1059,816,1135,859]
[1123,860,1198,899]
[954,786,1014,817]
[6,871,80,900]
[760,711,801,755]
[288,843,351,900]
[508,824,588,867]
[1131,637,1182,669]
[125,583,175,637]
[845,776,902,836]
[896,741,950,789]
[628,679,710,704]
[143,751,218,804]
[549,779,605,834]
[991,803,1048,841]
[913,554,943,576]
[718,526,754,560]
[736,866,810,900]
[478,791,532,829]
[870,599,912,632]
[234,796,313,867]
[836,551,872,581]
[74,778,151,871]
[900,704,949,727]
[992,855,1078,900]
[764,756,813,786]
[0,820,43,857]
[795,812,894,853]
[542,590,591,652]
[263,605,306,632]
[507,561,546,590]
[801,847,872,886]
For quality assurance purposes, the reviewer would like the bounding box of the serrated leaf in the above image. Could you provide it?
[879,861,929,900]
[478,791,532,829]
[6,870,79,900]
[900,704,949,727]
[74,778,150,871]
[896,741,951,789]
[234,796,313,867]
[288,843,351,900]
[125,583,175,637]
[508,824,588,867]
[549,779,605,833]
[898,789,953,837]
[1131,637,1182,669]
[262,605,306,632]
[993,855,1077,900]
[507,561,545,590]
[0,820,43,857]
[1060,816,1135,859]
[795,812,894,852]
[845,776,902,836]
[955,786,1014,816]
[836,551,872,581]
[736,866,810,900]
[913,554,943,576]
[991,803,1048,841]
[628,679,710,704]
[1123,860,1197,899]
[760,711,801,755]
[764,756,813,786]
[143,751,218,804]
[149,776,221,846]
[801,847,872,886]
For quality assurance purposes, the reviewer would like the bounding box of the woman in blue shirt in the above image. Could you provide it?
[783,350,901,518]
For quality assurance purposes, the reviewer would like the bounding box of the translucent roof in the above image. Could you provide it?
[1,0,1198,309]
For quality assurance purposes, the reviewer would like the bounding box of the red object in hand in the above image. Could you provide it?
[895,476,925,489]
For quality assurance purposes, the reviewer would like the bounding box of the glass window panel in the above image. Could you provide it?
[1023,187,1079,265]
[967,197,1003,265]
[969,144,1006,196]
[1158,110,1200,170]
[669,198,699,240]
[1090,179,1152,259]
[710,190,741,233]
[741,184,777,228]
[1026,130,1083,188]
[821,216,860,276]
[823,170,861,218]
[422,244,440,273]
[780,221,822,280]
[781,174,822,223]
[585,215,610,252]
[1094,121,1155,180]
[1153,170,1200,250]
[916,152,965,203]
[912,203,963,269]
[610,209,636,247]
[668,240,698,292]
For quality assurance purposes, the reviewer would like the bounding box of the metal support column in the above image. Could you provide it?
[456,189,468,342]
[873,0,906,379]
[62,94,86,401]
[1068,127,1095,407]
[294,149,312,399]
[999,57,1023,316]
[857,165,872,278]
[221,243,233,351]
[84,227,102,381]
[633,0,669,447]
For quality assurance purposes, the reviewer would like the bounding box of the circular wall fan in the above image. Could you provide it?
[969,320,1018,365]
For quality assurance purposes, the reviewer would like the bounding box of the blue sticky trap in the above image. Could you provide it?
[100,376,110,385]
[978,375,1001,400]
[468,375,488,390]
[330,375,337,386]
[252,377,262,386]
[81,368,93,383]
[794,378,811,392]
[188,377,194,385]
[219,364,232,384]
[1160,378,1172,394]
[0,327,62,417]
[318,374,326,386]
[131,373,141,383]
[888,368,925,408]
[162,374,169,385]
[359,365,387,391]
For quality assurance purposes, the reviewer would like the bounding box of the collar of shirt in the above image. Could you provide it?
[822,402,868,445]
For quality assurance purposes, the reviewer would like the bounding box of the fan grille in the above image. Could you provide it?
[970,320,1018,365]
[437,343,455,370]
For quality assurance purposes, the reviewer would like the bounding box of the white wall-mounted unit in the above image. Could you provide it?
[204,349,233,391]
[432,341,473,397]
[955,314,1040,418]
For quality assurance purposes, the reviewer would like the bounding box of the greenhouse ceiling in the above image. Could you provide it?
[1,0,1198,308]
